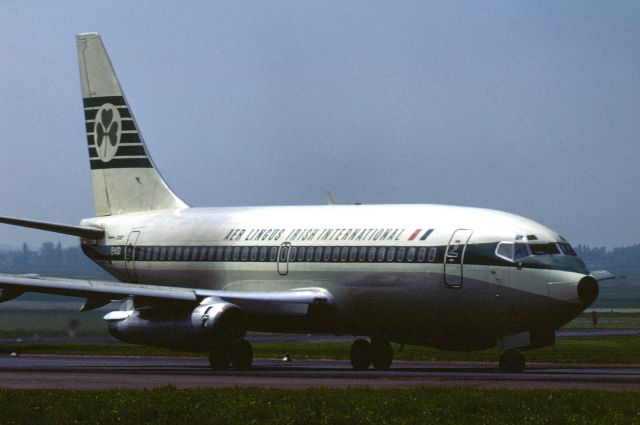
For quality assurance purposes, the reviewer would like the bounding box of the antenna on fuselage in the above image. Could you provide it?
[326,191,336,206]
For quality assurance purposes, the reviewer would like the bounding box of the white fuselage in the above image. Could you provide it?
[80,203,592,350]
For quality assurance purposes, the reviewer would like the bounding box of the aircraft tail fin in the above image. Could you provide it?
[76,33,188,216]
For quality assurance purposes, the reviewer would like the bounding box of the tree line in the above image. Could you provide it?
[0,242,107,277]
[574,244,640,271]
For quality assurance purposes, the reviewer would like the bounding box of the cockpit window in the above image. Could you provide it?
[496,242,514,261]
[514,243,531,260]
[529,243,560,255]
[558,242,577,256]
[496,241,573,262]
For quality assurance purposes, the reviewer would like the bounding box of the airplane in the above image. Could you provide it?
[0,33,605,372]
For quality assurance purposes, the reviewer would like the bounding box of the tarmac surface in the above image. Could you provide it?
[1,328,639,346]
[0,355,639,391]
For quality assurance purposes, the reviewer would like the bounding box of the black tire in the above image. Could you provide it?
[350,339,371,371]
[208,345,231,370]
[230,339,253,371]
[370,337,393,370]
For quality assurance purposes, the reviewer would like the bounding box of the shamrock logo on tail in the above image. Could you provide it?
[94,103,122,162]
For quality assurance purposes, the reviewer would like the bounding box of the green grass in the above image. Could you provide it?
[1,337,639,365]
[0,387,638,424]
[562,312,640,329]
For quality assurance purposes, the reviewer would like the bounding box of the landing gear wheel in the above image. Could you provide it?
[499,350,525,372]
[370,337,393,370]
[350,338,372,370]
[230,339,253,371]
[208,345,231,371]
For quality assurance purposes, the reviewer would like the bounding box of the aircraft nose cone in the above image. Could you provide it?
[577,275,599,305]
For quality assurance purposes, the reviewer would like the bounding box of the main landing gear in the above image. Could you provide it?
[499,350,525,372]
[349,337,393,370]
[208,339,253,371]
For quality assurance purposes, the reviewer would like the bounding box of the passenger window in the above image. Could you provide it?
[224,246,232,261]
[397,247,406,262]
[349,247,358,262]
[241,246,249,261]
[332,247,341,262]
[417,247,427,262]
[428,247,437,262]
[279,246,289,262]
[145,247,153,261]
[159,247,167,261]
[259,246,267,261]
[208,247,216,261]
[297,246,306,261]
[152,247,159,261]
[306,247,315,261]
[406,247,415,262]
[183,247,191,260]
[216,247,224,261]
[231,247,240,261]
[358,247,367,262]
[192,247,201,261]
[340,247,349,262]
[289,247,297,261]
[250,246,258,261]
[386,247,396,262]
[377,247,386,262]
[269,246,278,261]
[167,246,175,261]
[199,247,208,261]
[314,247,324,262]
[367,247,377,262]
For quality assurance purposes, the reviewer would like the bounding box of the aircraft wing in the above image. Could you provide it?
[590,270,615,281]
[0,273,333,316]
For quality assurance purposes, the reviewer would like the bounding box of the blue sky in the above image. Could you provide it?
[0,1,639,249]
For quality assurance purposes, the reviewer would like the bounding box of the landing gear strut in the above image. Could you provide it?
[499,350,525,372]
[349,337,393,371]
[208,339,253,371]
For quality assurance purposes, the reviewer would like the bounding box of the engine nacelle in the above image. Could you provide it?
[105,297,246,352]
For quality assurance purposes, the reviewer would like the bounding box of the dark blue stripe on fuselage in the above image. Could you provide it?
[81,242,587,273]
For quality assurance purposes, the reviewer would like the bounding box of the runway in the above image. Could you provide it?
[0,355,639,391]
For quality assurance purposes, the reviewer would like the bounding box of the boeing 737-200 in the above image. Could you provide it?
[0,33,604,372]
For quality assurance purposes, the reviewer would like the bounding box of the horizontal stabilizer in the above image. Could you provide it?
[0,216,104,239]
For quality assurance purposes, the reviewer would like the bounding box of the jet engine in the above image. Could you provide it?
[104,297,246,352]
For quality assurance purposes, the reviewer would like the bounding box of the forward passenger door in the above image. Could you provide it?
[444,229,473,288]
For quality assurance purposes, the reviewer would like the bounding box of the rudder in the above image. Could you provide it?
[76,33,187,216]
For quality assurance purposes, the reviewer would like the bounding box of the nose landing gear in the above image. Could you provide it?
[349,337,393,370]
